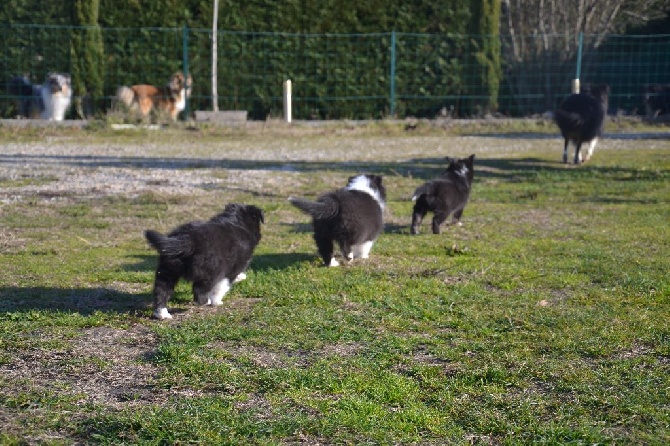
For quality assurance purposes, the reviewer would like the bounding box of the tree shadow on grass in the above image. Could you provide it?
[0,286,151,316]
[3,151,663,188]
[0,152,570,183]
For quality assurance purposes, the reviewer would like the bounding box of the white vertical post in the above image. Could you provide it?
[571,79,580,94]
[283,79,292,123]
[212,0,219,111]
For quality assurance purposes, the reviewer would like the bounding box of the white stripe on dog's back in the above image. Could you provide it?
[346,175,385,209]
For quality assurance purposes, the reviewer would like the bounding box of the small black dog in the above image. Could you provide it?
[554,85,609,164]
[144,203,264,320]
[289,174,386,267]
[411,154,475,235]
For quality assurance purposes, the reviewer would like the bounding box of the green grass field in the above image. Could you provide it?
[0,121,668,444]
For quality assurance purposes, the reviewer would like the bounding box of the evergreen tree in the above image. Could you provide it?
[70,0,105,117]
[468,0,502,114]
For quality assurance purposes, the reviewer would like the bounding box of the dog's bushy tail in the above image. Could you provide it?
[412,182,437,201]
[144,230,194,258]
[288,196,339,219]
[554,109,585,132]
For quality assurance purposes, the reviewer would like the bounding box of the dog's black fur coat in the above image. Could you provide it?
[554,85,609,164]
[289,174,386,266]
[144,203,264,319]
[7,76,42,118]
[411,154,475,234]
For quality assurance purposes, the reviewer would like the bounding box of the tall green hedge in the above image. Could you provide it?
[467,0,501,114]
[70,0,105,117]
[1,0,472,34]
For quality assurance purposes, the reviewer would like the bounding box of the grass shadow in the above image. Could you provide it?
[384,223,412,235]
[282,222,313,233]
[251,253,316,272]
[121,254,156,272]
[0,286,151,316]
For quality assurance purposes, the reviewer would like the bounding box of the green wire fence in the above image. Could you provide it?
[1,24,669,120]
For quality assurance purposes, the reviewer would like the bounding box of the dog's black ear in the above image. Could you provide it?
[445,156,456,164]
[249,205,265,224]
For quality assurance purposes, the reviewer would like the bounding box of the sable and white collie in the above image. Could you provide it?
[554,85,609,164]
[144,203,264,320]
[411,154,475,235]
[289,174,386,267]
[7,73,72,120]
[115,71,192,121]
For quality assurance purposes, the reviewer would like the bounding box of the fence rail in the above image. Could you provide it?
[1,24,669,120]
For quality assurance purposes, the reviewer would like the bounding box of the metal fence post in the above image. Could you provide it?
[183,24,190,119]
[573,32,584,93]
[390,30,396,117]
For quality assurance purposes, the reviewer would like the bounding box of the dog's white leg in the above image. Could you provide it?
[584,138,598,162]
[233,272,247,283]
[329,257,340,267]
[207,278,231,306]
[354,241,374,259]
[153,307,173,320]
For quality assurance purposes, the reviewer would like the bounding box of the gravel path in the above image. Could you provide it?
[1,126,668,205]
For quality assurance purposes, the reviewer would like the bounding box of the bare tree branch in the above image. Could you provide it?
[499,0,669,114]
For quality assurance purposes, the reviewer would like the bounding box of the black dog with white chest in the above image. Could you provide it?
[289,174,386,267]
[144,203,264,320]
[411,154,475,235]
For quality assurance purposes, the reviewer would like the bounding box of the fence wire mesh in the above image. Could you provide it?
[1,24,669,120]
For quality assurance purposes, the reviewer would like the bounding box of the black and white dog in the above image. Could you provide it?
[7,73,72,121]
[289,174,386,267]
[144,203,264,320]
[554,85,609,164]
[411,154,475,235]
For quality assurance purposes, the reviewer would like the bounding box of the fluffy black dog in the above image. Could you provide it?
[289,174,386,267]
[555,85,609,164]
[411,154,475,235]
[144,203,264,320]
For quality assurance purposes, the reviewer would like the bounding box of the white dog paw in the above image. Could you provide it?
[153,308,173,320]
[329,258,340,267]
[233,272,247,283]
